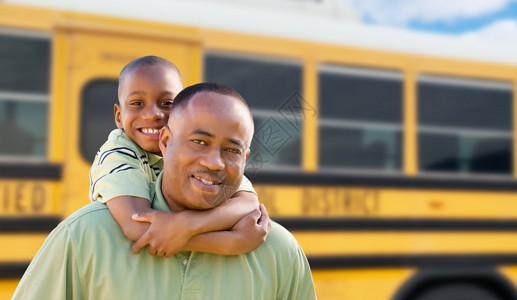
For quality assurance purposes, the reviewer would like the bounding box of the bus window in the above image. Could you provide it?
[0,31,50,161]
[418,75,513,176]
[80,79,119,162]
[204,53,303,172]
[318,65,403,173]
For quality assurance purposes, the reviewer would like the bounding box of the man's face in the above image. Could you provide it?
[115,64,183,155]
[159,92,253,211]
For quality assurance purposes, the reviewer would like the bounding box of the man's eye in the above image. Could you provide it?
[226,148,242,155]
[192,139,207,145]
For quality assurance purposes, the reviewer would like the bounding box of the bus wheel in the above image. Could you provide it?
[413,282,501,300]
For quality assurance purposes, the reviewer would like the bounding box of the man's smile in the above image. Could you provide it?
[192,174,222,186]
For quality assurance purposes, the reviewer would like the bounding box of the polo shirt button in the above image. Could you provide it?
[183,259,188,266]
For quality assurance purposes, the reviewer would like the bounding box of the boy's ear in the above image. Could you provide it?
[114,104,123,129]
[159,125,172,155]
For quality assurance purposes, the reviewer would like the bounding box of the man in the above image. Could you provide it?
[13,82,317,300]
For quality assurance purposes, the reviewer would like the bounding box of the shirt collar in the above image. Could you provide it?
[118,129,163,165]
[148,152,163,166]
[150,172,171,212]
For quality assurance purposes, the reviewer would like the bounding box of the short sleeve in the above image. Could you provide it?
[272,224,317,300]
[12,224,85,300]
[90,141,151,203]
[235,175,256,195]
[282,245,317,300]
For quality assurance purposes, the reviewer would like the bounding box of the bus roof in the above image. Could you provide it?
[7,0,517,66]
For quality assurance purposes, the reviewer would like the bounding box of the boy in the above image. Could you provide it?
[90,56,267,257]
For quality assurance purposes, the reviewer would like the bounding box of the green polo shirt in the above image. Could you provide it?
[89,129,255,203]
[13,172,316,300]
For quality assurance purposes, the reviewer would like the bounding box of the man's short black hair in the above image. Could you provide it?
[118,55,181,98]
[171,82,250,114]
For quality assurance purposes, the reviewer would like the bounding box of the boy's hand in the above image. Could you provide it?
[131,211,194,257]
[229,204,271,253]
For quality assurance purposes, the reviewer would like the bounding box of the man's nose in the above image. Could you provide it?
[200,148,225,171]
[143,105,165,120]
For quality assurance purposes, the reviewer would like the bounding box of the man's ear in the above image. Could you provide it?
[159,125,172,155]
[245,149,250,160]
[114,104,123,129]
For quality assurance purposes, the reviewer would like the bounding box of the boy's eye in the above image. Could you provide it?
[161,100,173,108]
[129,100,143,107]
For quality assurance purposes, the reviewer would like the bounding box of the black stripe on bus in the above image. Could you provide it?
[274,218,517,232]
[0,217,61,233]
[308,254,517,270]
[245,171,517,191]
[4,254,517,279]
[0,163,62,180]
[0,262,28,279]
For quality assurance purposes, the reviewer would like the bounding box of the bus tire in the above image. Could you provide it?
[413,282,501,300]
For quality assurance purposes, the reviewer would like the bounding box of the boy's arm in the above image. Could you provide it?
[184,204,271,255]
[132,191,263,256]
[184,191,259,233]
[110,197,201,256]
[90,136,156,241]
[106,196,153,241]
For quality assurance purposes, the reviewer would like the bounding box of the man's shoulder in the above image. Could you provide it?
[269,221,296,242]
[261,221,303,255]
[60,202,113,229]
[54,202,128,251]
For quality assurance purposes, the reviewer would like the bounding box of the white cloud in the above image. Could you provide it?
[347,0,516,26]
[459,19,517,45]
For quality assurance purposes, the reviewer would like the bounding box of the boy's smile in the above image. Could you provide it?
[115,64,183,154]
[140,128,161,135]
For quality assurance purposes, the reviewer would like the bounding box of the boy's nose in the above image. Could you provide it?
[143,105,165,120]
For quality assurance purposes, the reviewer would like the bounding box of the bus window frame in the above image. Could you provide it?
[417,74,514,179]
[317,63,404,175]
[0,28,51,163]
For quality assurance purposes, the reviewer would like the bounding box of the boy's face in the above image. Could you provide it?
[115,64,183,154]
[158,92,253,212]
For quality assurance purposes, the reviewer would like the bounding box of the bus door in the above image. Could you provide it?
[0,28,61,293]
[61,21,201,216]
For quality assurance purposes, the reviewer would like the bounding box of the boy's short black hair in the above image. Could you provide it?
[118,55,181,98]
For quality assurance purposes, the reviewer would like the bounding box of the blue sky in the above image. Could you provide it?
[347,0,517,45]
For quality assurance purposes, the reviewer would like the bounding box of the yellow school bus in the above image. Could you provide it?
[1,1,517,299]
